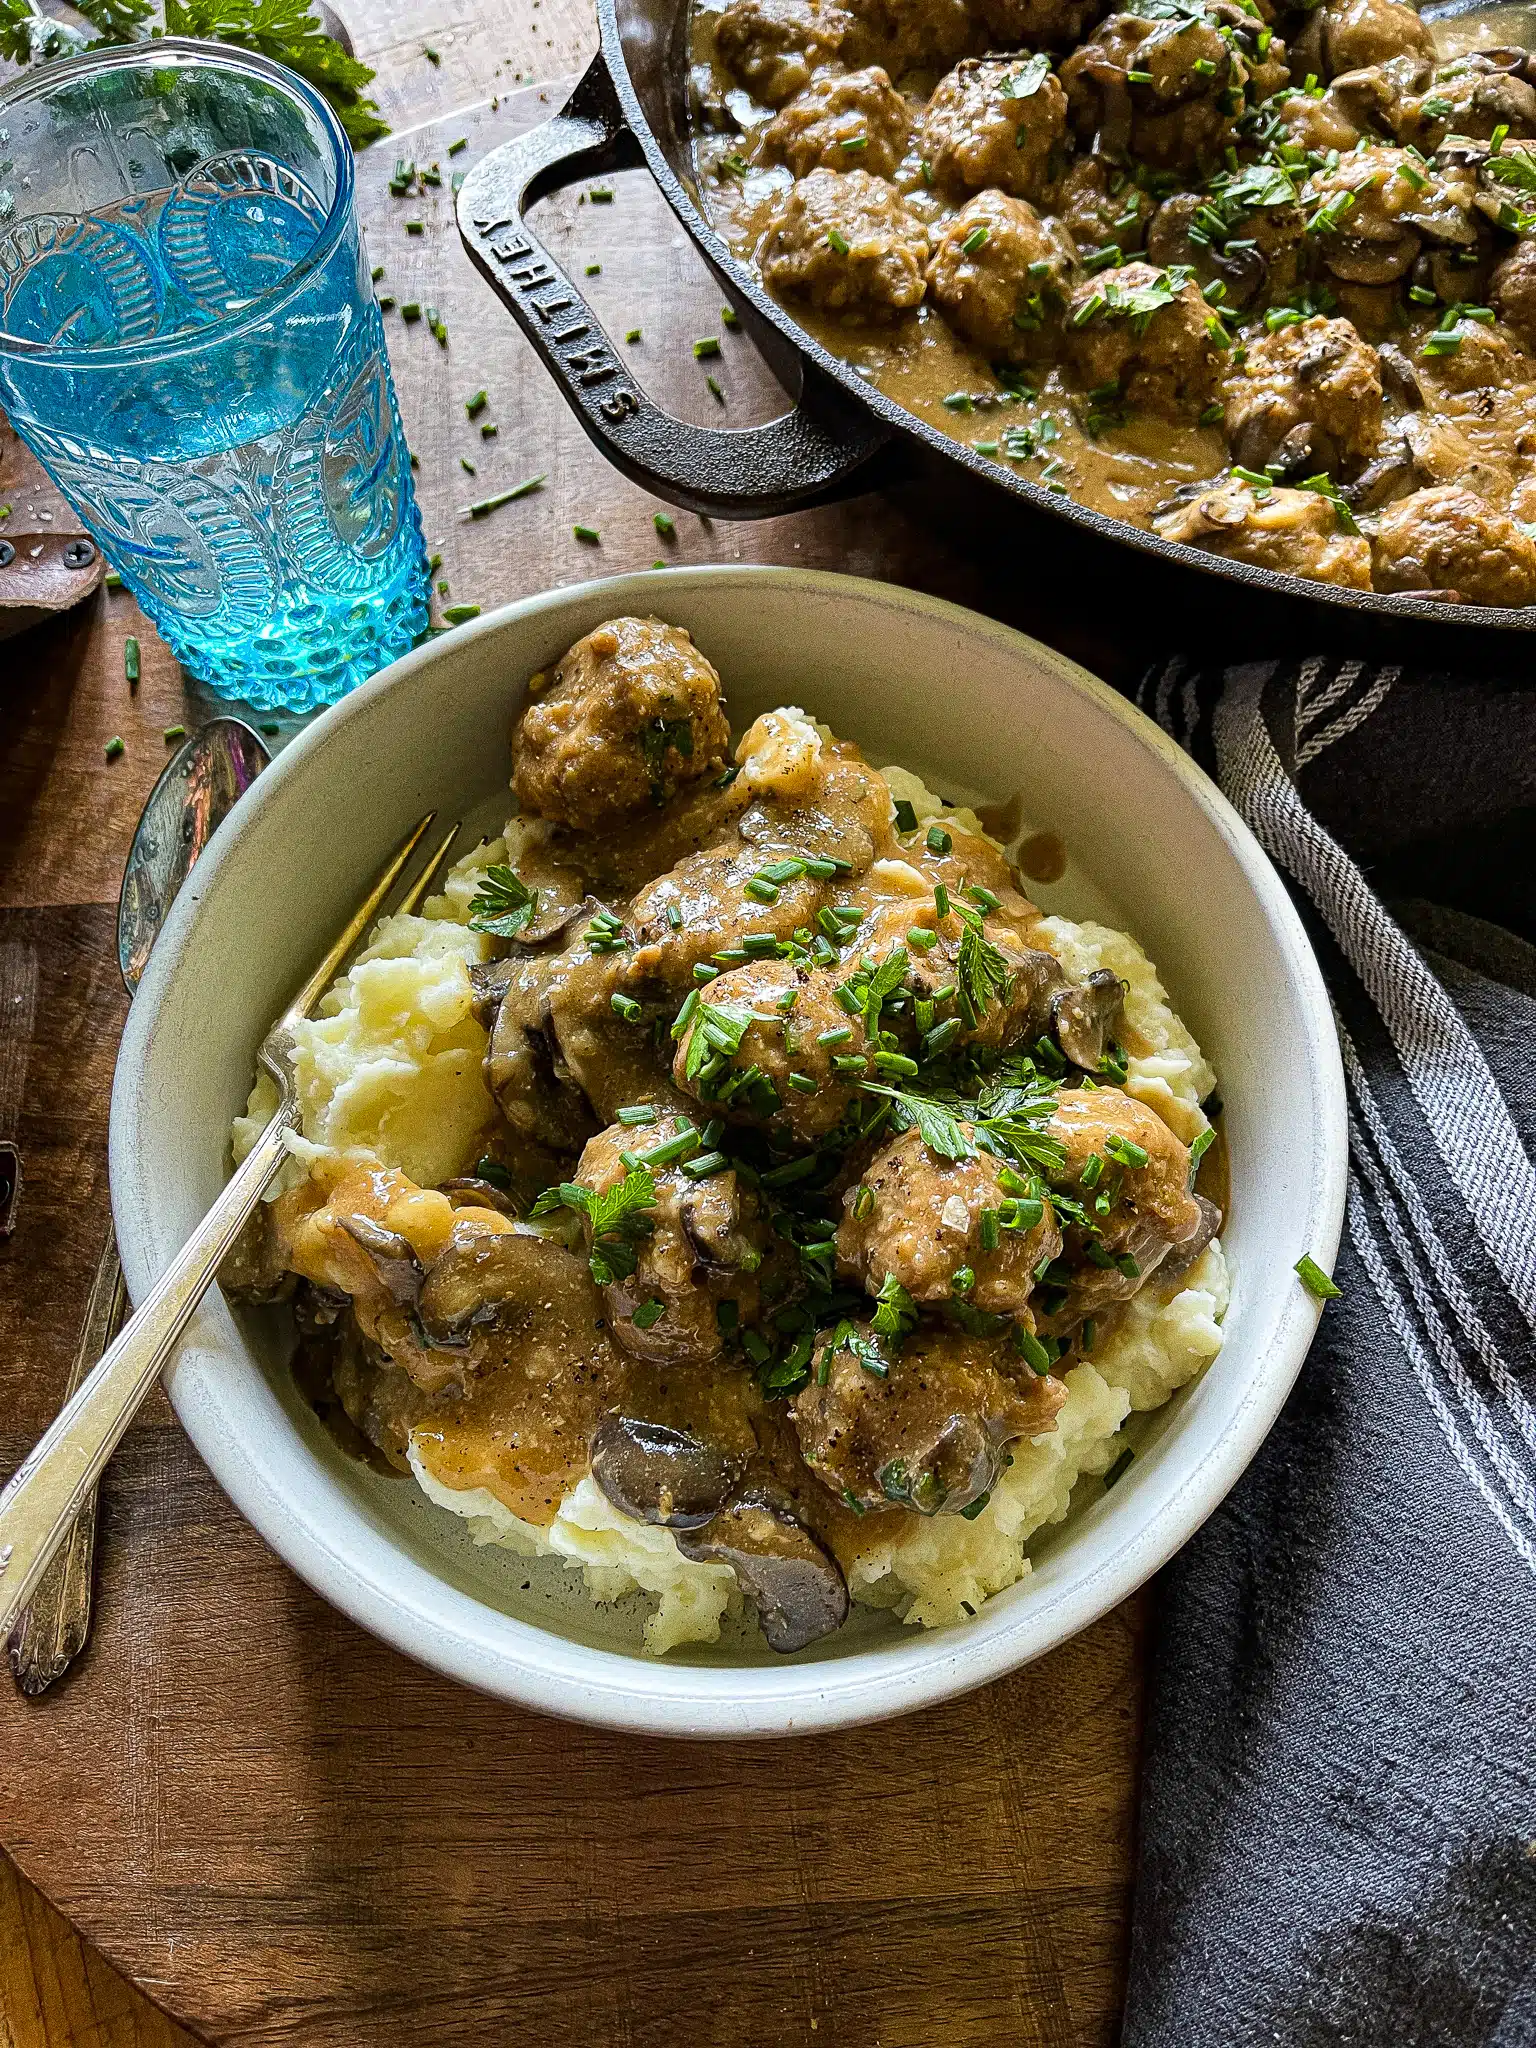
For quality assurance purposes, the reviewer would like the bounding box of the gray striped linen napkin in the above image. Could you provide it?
[1121,656,1536,2046]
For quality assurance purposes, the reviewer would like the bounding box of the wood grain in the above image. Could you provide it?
[1,14,1152,2045]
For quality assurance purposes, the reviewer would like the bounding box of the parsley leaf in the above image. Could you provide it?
[954,905,1014,1028]
[824,1319,890,1376]
[1002,51,1052,97]
[862,944,909,1038]
[530,1167,657,1286]
[467,864,540,939]
[870,1272,918,1338]
[163,0,389,145]
[861,1083,974,1161]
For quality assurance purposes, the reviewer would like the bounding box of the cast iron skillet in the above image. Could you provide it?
[456,0,1535,635]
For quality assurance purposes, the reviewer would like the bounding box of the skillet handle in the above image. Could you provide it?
[455,54,893,519]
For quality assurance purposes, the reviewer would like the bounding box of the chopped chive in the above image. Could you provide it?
[1105,1133,1149,1169]
[371,263,385,281]
[585,261,602,275]
[442,603,480,624]
[104,569,122,589]
[466,473,546,517]
[817,1026,853,1047]
[907,926,937,951]
[423,44,439,61]
[377,295,396,311]
[611,992,643,1022]
[926,825,952,855]
[681,1149,729,1178]
[934,882,950,918]
[465,389,487,416]
[123,636,140,686]
[744,876,779,904]
[626,327,642,342]
[459,456,476,474]
[641,1125,701,1169]
[401,301,421,321]
[893,798,918,833]
[787,1072,817,1094]
[448,136,467,156]
[617,1105,658,1126]
[654,511,676,538]
[1016,1327,1052,1373]
[825,228,850,254]
[706,375,724,403]
[979,1209,1000,1251]
[693,336,721,358]
[1295,1253,1341,1300]
[589,187,615,202]
[758,858,805,883]
[479,422,498,439]
[1102,1447,1134,1490]
[832,1054,869,1075]
[694,962,720,983]
[922,1017,962,1058]
[104,736,124,761]
[961,225,989,254]
[163,723,187,742]
[573,524,601,543]
[722,304,740,326]
[405,220,424,235]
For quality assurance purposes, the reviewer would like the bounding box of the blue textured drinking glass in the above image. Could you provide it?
[0,42,428,712]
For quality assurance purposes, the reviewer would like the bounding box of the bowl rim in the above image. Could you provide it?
[110,565,1348,1736]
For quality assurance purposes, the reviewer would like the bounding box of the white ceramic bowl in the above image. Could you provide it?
[111,568,1346,1737]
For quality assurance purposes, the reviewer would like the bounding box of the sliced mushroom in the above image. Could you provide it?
[589,1415,745,1529]
[469,956,517,1029]
[338,1214,424,1308]
[1156,1192,1223,1283]
[415,1220,550,1347]
[486,969,601,1153]
[677,1489,850,1653]
[1377,341,1425,409]
[1051,968,1126,1073]
[438,1176,521,1215]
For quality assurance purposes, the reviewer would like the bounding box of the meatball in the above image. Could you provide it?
[1063,261,1221,420]
[714,0,853,104]
[971,0,1111,53]
[1401,54,1536,150]
[795,1322,1066,1514]
[1371,485,1536,607]
[926,189,1073,359]
[1416,317,1528,395]
[1300,145,1478,290]
[1491,238,1536,352]
[1062,5,1279,174]
[1152,478,1374,589]
[920,55,1069,205]
[835,1125,1063,1314]
[1036,1087,1215,1327]
[1290,0,1434,82]
[761,167,930,317]
[1223,316,1383,476]
[761,66,913,178]
[1052,154,1154,255]
[513,617,731,831]
[842,0,978,71]
[672,957,874,1143]
[571,1118,771,1366]
[1146,189,1304,311]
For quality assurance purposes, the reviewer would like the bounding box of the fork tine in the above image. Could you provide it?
[395,821,462,919]
[281,812,436,1027]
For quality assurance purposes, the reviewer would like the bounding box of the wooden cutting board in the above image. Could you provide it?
[0,52,1156,2048]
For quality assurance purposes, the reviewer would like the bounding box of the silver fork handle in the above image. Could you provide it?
[7,1233,126,1694]
[0,1102,296,1639]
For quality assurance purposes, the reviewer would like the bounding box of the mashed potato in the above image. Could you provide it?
[234,743,1228,1654]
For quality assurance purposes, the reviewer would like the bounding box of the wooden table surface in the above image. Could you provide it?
[0,3,1166,2041]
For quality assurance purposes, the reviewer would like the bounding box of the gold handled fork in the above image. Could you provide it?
[0,811,459,1643]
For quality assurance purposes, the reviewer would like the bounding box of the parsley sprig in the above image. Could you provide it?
[467,865,540,939]
[530,1167,657,1286]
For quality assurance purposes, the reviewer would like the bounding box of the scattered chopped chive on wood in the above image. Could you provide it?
[371,264,384,281]
[405,220,424,235]
[465,389,487,416]
[442,603,480,624]
[104,569,122,590]
[260,722,280,736]
[401,301,422,320]
[706,375,724,403]
[1295,1254,1341,1300]
[163,724,187,742]
[104,736,124,760]
[466,474,546,517]
[480,421,497,438]
[722,304,739,327]
[585,261,602,275]
[428,551,443,570]
[423,44,440,61]
[460,456,477,474]
[448,136,468,155]
[654,511,676,538]
[573,523,601,543]
[693,335,721,358]
[589,186,614,201]
[651,559,666,568]
[626,326,642,342]
[123,635,140,685]
[377,295,395,310]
